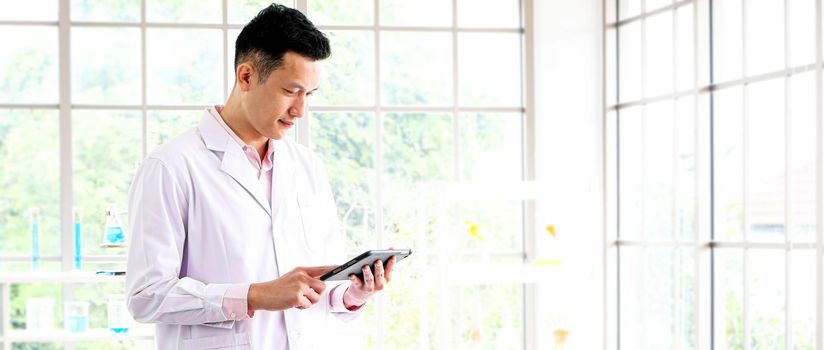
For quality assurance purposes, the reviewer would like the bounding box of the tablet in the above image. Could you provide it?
[320,249,412,281]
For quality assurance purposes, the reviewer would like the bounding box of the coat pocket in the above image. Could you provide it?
[181,333,251,349]
[296,195,325,252]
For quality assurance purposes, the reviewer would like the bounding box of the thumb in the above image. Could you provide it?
[303,265,338,278]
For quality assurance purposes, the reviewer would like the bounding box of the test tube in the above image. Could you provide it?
[30,207,40,270]
[73,209,82,270]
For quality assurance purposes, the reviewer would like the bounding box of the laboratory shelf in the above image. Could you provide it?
[0,328,154,343]
[0,271,141,349]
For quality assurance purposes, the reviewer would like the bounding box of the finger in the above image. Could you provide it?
[362,265,375,292]
[384,256,396,282]
[348,274,362,288]
[373,260,386,291]
[307,277,327,294]
[296,294,312,309]
[303,287,321,304]
[303,265,338,278]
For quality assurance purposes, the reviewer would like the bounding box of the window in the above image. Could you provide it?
[607,0,820,349]
[0,0,529,349]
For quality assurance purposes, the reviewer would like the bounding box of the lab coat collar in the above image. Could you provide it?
[198,109,273,217]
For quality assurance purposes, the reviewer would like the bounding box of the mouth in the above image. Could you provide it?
[278,119,294,128]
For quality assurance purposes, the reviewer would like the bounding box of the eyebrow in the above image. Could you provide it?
[284,82,319,93]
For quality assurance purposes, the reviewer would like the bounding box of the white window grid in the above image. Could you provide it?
[606,0,824,349]
[0,0,536,348]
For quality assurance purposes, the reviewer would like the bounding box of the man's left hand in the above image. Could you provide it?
[343,256,396,308]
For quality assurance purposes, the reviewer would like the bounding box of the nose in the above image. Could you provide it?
[288,94,306,118]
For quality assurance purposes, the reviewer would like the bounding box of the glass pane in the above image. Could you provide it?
[147,110,203,152]
[746,79,785,243]
[458,33,521,107]
[714,249,744,350]
[676,4,695,92]
[310,112,376,255]
[644,12,674,97]
[790,250,816,349]
[0,26,58,104]
[72,0,140,22]
[643,247,675,349]
[618,107,642,240]
[618,0,642,20]
[0,110,60,264]
[146,0,222,24]
[713,0,743,82]
[228,0,292,24]
[748,249,786,349]
[714,86,744,242]
[606,27,617,105]
[619,21,642,103]
[383,256,439,349]
[457,200,523,254]
[646,0,673,12]
[789,73,816,243]
[308,0,372,26]
[314,30,375,106]
[0,110,60,270]
[459,113,522,182]
[606,0,617,24]
[228,29,241,94]
[644,101,674,241]
[746,0,785,76]
[380,0,451,27]
[457,0,520,28]
[789,0,815,67]
[675,248,697,350]
[146,29,224,105]
[72,28,141,105]
[73,110,142,259]
[382,113,453,249]
[454,284,523,348]
[675,97,696,242]
[619,246,642,349]
[0,0,56,21]
[381,32,452,106]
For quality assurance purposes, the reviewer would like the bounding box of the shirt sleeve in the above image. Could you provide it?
[125,158,243,328]
[328,281,364,313]
[222,284,254,320]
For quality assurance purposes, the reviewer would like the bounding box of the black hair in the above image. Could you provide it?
[234,3,331,83]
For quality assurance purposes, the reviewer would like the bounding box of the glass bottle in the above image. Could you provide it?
[102,205,126,247]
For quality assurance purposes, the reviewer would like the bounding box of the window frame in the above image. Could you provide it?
[607,0,824,349]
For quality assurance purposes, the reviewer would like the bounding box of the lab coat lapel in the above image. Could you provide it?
[198,111,272,218]
[270,139,295,217]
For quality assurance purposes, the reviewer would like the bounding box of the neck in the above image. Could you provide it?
[221,89,269,157]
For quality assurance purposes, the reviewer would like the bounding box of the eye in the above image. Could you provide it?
[283,88,298,96]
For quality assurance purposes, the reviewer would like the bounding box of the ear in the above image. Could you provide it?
[235,62,255,92]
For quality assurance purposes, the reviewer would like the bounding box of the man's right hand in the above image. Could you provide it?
[247,266,336,311]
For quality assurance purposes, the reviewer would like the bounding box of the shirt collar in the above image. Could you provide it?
[208,105,276,162]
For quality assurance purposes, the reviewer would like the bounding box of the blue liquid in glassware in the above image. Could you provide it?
[110,327,129,334]
[65,315,88,333]
[105,226,125,245]
[73,222,82,270]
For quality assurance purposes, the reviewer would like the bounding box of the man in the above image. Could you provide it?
[125,4,395,349]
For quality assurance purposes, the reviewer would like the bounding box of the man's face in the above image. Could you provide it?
[240,51,320,140]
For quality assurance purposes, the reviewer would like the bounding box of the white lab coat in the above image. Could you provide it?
[125,110,353,349]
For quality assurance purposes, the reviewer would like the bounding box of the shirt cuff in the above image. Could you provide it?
[329,282,364,313]
[221,283,253,320]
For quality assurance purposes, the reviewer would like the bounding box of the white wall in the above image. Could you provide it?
[530,0,604,348]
